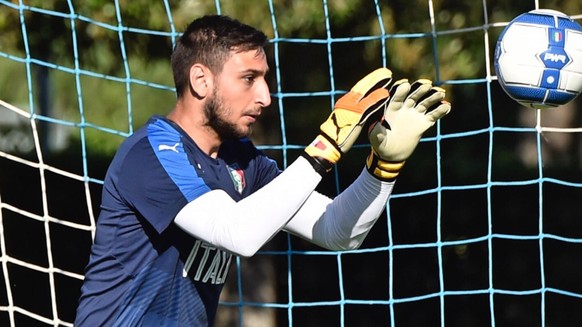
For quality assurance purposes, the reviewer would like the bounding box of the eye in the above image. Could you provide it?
[243,75,256,84]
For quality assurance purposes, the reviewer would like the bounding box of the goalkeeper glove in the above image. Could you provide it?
[366,79,451,181]
[303,68,392,175]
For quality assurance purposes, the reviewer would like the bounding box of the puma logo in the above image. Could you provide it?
[158,142,180,153]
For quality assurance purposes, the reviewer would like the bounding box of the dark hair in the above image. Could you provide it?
[171,15,268,97]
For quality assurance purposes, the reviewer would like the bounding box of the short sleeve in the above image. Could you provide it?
[116,119,210,234]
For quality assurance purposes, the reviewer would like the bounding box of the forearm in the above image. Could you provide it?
[174,156,321,257]
[284,169,394,250]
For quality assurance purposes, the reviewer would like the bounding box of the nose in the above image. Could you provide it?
[256,79,271,108]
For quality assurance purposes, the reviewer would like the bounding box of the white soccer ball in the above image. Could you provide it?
[494,9,582,109]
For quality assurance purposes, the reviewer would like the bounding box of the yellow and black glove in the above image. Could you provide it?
[366,79,451,181]
[303,68,393,175]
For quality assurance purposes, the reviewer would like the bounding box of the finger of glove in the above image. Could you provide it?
[388,78,409,95]
[334,86,389,121]
[356,87,389,114]
[337,87,390,109]
[368,121,387,149]
[350,68,393,100]
[385,79,410,113]
[426,101,452,122]
[415,87,446,114]
[403,79,433,108]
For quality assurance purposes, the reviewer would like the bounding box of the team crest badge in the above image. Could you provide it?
[227,164,246,194]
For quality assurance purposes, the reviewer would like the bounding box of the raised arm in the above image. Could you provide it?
[285,78,451,250]
[174,68,393,257]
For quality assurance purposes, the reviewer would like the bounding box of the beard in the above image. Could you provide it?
[204,87,251,140]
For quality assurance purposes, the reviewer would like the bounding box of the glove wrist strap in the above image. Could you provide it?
[366,150,404,181]
[303,134,342,176]
[301,152,333,176]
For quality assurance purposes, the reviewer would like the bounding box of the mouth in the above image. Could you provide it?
[244,111,261,123]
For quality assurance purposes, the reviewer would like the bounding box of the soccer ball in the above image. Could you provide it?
[494,9,582,109]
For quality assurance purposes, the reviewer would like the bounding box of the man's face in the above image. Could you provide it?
[204,48,271,140]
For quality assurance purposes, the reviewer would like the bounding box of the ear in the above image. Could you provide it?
[189,64,211,98]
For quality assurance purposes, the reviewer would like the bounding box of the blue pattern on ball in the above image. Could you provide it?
[494,9,582,109]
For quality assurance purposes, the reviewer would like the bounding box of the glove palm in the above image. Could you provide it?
[367,79,451,180]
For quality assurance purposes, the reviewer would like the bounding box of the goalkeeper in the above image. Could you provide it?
[75,15,450,327]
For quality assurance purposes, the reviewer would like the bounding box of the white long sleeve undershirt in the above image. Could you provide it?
[284,168,394,250]
[174,156,394,257]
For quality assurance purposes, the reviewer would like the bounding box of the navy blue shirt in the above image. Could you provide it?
[75,116,280,326]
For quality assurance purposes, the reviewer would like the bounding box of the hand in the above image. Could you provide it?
[304,68,393,175]
[366,79,451,181]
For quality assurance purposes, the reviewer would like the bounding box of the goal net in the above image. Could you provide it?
[0,0,581,326]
